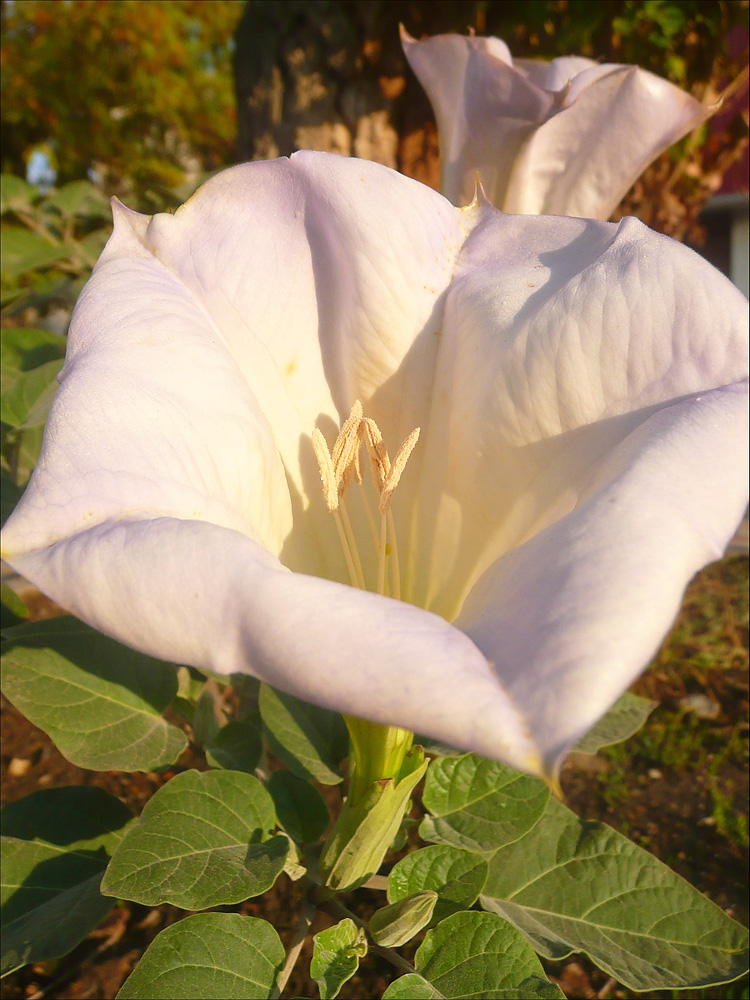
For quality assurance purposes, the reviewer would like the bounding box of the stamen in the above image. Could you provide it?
[312,429,339,512]
[379,427,420,515]
[332,401,364,499]
[387,509,401,600]
[377,510,388,596]
[338,498,366,590]
[314,408,419,601]
[333,509,363,589]
[362,417,390,493]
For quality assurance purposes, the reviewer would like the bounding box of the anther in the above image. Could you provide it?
[332,401,364,499]
[312,429,339,512]
[362,417,391,492]
[379,427,420,514]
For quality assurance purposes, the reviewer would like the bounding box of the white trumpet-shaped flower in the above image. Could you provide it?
[401,28,713,218]
[2,152,747,779]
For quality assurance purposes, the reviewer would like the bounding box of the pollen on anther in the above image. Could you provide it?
[379,427,420,514]
[312,429,339,512]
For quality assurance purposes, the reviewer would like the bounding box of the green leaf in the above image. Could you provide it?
[267,770,330,844]
[205,720,263,774]
[419,755,549,855]
[383,911,561,999]
[370,891,438,947]
[388,845,488,924]
[259,684,347,784]
[382,973,444,998]
[0,226,70,279]
[44,181,111,222]
[383,972,564,999]
[101,769,287,909]
[480,797,750,991]
[1,787,133,975]
[0,327,67,376]
[310,918,367,1000]
[1,617,187,771]
[573,692,657,755]
[116,913,284,999]
[1,358,63,428]
[1,175,38,216]
[191,688,221,746]
[1,583,28,629]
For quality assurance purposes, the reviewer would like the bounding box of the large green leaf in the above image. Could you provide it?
[310,918,368,1000]
[117,913,284,999]
[480,797,749,991]
[388,845,488,925]
[573,692,657,755]
[0,226,70,279]
[1,617,188,771]
[419,755,549,855]
[1,787,133,975]
[259,683,347,784]
[381,912,564,999]
[101,770,287,909]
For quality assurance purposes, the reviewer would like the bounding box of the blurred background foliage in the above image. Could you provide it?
[1,0,242,209]
[0,0,748,512]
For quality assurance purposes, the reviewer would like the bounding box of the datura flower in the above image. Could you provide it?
[2,152,747,783]
[401,28,713,218]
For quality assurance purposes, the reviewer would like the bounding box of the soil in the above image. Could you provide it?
[1,558,748,1000]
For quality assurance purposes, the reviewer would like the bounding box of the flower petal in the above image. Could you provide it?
[403,207,748,619]
[509,64,713,218]
[402,31,711,217]
[455,381,749,774]
[5,517,543,774]
[3,153,468,581]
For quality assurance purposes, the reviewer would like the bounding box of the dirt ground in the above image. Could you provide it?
[1,556,748,1000]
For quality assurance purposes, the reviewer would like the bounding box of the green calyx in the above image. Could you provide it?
[343,716,414,806]
[319,734,426,892]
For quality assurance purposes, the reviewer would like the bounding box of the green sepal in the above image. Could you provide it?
[320,746,427,891]
[369,891,438,947]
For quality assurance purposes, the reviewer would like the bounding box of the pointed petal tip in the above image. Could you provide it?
[521,749,563,800]
[399,23,415,47]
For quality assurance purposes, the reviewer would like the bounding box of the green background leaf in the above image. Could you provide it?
[419,755,549,855]
[259,684,347,785]
[0,226,70,279]
[267,770,330,844]
[1,617,188,771]
[573,692,657,755]
[480,797,749,991]
[101,769,287,909]
[116,913,284,999]
[205,720,263,774]
[1,787,133,975]
[310,918,367,1000]
[388,845,488,925]
[383,911,562,999]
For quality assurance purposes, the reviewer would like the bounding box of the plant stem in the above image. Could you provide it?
[272,894,317,999]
